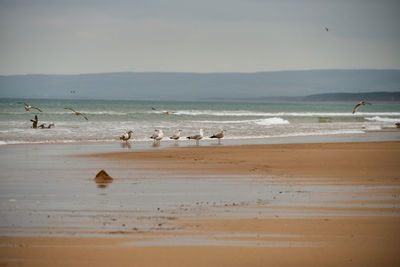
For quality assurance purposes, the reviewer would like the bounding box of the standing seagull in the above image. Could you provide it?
[150,129,163,143]
[187,129,204,145]
[17,102,42,112]
[352,101,372,114]
[210,129,225,144]
[170,129,182,141]
[120,130,133,142]
[64,108,88,120]
[150,129,163,141]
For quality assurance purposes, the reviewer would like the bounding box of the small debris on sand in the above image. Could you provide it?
[94,169,113,183]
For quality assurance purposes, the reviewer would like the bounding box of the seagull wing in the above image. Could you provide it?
[352,103,361,114]
[64,107,76,113]
[31,106,42,112]
[80,113,88,120]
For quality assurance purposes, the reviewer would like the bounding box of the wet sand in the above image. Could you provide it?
[1,141,400,266]
[89,141,400,183]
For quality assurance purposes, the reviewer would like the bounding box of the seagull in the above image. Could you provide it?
[395,122,400,128]
[38,122,55,129]
[187,129,204,145]
[30,115,39,129]
[152,107,174,115]
[170,129,182,140]
[64,108,88,120]
[325,27,329,32]
[150,129,159,140]
[210,129,225,143]
[150,129,163,143]
[120,130,133,142]
[17,102,42,112]
[352,101,372,114]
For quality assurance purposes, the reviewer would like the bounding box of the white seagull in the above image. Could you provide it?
[170,129,182,140]
[120,130,133,142]
[352,101,372,114]
[17,102,42,112]
[187,129,204,145]
[150,129,163,142]
[64,108,88,120]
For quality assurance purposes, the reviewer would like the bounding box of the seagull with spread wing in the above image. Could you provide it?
[352,101,372,114]
[64,108,88,120]
[17,102,42,112]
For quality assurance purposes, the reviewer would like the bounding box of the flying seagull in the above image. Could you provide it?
[17,102,42,112]
[169,129,182,140]
[120,130,133,142]
[352,101,372,114]
[210,129,225,142]
[187,129,204,145]
[64,108,88,120]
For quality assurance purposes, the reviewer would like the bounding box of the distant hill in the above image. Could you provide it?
[302,92,400,102]
[0,69,399,100]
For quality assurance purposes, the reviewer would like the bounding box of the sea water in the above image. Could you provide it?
[0,98,399,144]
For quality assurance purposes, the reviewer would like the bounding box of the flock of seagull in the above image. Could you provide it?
[120,128,226,145]
[18,100,382,144]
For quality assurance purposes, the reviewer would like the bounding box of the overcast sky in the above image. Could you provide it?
[0,0,399,75]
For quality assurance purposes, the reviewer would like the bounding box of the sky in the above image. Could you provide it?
[0,0,399,75]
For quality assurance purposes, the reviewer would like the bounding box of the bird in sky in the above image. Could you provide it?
[352,101,372,114]
[17,102,42,112]
[64,108,88,120]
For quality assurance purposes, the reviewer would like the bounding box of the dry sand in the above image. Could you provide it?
[1,141,400,266]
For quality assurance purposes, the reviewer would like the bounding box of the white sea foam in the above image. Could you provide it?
[174,110,400,117]
[365,116,400,123]
[254,118,290,126]
[196,117,290,125]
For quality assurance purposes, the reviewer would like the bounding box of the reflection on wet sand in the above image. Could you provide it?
[120,142,131,149]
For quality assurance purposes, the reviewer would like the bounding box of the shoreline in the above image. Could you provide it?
[1,128,400,147]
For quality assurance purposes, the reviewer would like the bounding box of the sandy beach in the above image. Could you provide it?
[1,141,400,266]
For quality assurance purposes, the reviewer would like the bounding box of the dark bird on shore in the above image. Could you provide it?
[170,129,182,140]
[120,130,133,142]
[210,129,225,140]
[352,101,372,114]
[17,102,42,112]
[64,108,88,120]
[30,115,39,128]
[187,129,204,145]
[38,123,55,129]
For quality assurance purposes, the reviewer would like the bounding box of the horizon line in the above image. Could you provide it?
[1,68,400,77]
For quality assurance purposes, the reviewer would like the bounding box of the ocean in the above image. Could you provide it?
[0,98,399,145]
